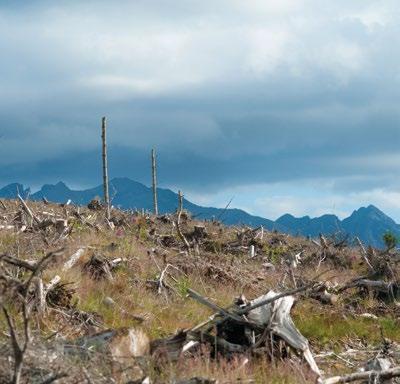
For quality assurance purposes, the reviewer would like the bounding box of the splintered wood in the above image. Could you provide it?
[176,286,321,378]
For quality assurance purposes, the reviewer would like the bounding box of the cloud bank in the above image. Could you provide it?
[1,0,400,219]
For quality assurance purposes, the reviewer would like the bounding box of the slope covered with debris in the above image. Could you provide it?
[0,197,400,383]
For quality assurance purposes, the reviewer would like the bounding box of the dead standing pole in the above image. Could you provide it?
[176,190,190,253]
[101,116,110,220]
[151,148,158,215]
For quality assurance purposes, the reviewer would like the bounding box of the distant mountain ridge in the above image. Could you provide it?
[1,177,399,248]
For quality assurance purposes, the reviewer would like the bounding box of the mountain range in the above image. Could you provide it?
[0,177,398,248]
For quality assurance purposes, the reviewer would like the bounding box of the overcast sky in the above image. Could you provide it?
[1,0,400,220]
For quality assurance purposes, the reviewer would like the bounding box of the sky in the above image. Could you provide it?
[1,0,400,220]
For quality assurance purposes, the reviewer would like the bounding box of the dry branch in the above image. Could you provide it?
[355,236,374,272]
[17,194,40,224]
[187,288,250,325]
[1,250,63,383]
[236,281,317,315]
[1,254,37,271]
[322,366,400,383]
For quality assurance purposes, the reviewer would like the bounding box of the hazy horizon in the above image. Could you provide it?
[0,177,396,222]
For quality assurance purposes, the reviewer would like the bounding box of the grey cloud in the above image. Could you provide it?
[0,0,400,202]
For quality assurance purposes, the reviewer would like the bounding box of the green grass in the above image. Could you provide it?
[294,302,400,348]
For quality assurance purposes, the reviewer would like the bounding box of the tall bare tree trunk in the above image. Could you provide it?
[151,148,158,215]
[178,190,183,217]
[101,117,110,219]
[176,190,190,253]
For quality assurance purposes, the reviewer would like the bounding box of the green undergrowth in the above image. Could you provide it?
[75,276,214,339]
[294,302,400,348]
[262,244,287,263]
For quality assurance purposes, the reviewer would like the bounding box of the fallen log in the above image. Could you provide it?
[45,276,61,292]
[34,277,46,314]
[17,194,40,224]
[237,281,317,315]
[187,288,246,325]
[1,255,37,271]
[62,248,85,271]
[187,289,263,333]
[338,278,398,300]
[322,366,400,384]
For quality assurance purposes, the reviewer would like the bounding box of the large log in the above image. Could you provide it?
[246,290,321,377]
[62,248,85,271]
[322,366,400,384]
